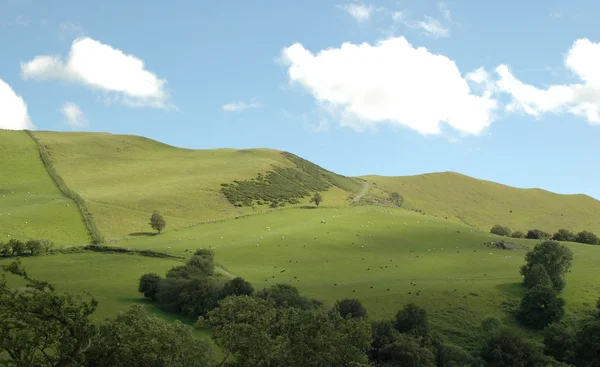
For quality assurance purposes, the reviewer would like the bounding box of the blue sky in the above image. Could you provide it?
[2,0,600,198]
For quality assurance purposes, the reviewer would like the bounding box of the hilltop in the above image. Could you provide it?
[364,172,600,234]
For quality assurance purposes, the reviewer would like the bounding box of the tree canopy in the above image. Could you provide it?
[520,240,573,292]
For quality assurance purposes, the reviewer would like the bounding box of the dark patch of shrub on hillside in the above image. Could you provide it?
[220,151,360,207]
[511,230,526,238]
[575,230,599,245]
[526,229,551,240]
[83,244,180,259]
[491,224,512,237]
[552,229,576,242]
[1,238,55,258]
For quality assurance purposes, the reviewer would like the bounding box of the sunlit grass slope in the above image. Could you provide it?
[35,131,358,241]
[364,172,600,234]
[0,130,90,245]
[120,206,600,347]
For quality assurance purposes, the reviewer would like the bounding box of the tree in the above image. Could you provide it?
[9,239,26,256]
[256,284,321,310]
[526,229,551,240]
[378,334,436,367]
[435,342,479,367]
[575,230,599,245]
[149,211,166,234]
[0,241,12,257]
[222,277,254,298]
[0,261,97,366]
[85,305,216,367]
[25,240,43,255]
[138,273,162,300]
[389,192,404,207]
[334,298,367,319]
[520,240,573,292]
[178,277,222,317]
[41,239,54,252]
[155,278,189,313]
[491,225,512,237]
[394,303,430,337]
[552,229,576,242]
[480,328,542,367]
[310,192,323,207]
[166,254,215,279]
[523,264,552,289]
[517,285,565,329]
[573,320,600,367]
[511,230,526,239]
[370,320,399,361]
[543,323,576,364]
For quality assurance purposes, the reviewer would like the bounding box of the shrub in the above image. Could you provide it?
[491,225,512,237]
[334,298,367,319]
[389,192,404,207]
[221,277,254,298]
[543,323,576,364]
[480,328,542,367]
[378,334,436,367]
[256,284,321,310]
[310,192,323,207]
[138,273,162,300]
[9,239,26,256]
[25,240,43,255]
[394,303,429,337]
[552,229,576,242]
[517,285,565,329]
[511,230,526,238]
[526,229,551,240]
[575,230,599,245]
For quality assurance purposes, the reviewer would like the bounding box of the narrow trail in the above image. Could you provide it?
[353,181,369,202]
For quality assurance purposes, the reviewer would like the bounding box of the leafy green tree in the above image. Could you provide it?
[221,277,254,298]
[389,192,404,207]
[155,278,189,313]
[491,225,512,237]
[575,230,599,245]
[25,240,43,255]
[334,298,367,319]
[9,239,26,256]
[480,316,502,340]
[552,229,576,242]
[178,277,222,317]
[0,241,12,257]
[394,303,430,337]
[434,341,479,367]
[310,192,323,207]
[523,264,552,289]
[526,229,551,240]
[511,230,526,239]
[480,328,542,367]
[85,305,216,367]
[0,261,97,367]
[573,320,600,367]
[378,334,436,367]
[520,240,573,292]
[256,284,322,310]
[166,254,215,279]
[138,273,162,300]
[543,323,576,364]
[41,239,54,252]
[370,320,398,361]
[517,285,565,329]
[149,211,166,234]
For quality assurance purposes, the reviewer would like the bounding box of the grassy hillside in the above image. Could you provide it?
[0,130,89,245]
[364,172,600,235]
[118,206,600,347]
[35,131,360,241]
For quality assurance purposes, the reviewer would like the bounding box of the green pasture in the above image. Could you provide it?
[0,130,89,245]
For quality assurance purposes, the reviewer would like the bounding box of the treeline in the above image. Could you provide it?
[490,224,600,245]
[0,238,53,257]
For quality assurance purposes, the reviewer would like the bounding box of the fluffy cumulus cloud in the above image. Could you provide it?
[339,3,377,22]
[222,100,261,112]
[21,37,171,109]
[496,38,600,123]
[280,37,497,135]
[0,79,33,130]
[59,102,87,127]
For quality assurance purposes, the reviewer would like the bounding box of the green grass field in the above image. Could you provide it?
[365,172,600,235]
[117,205,600,347]
[0,131,90,245]
[35,131,358,241]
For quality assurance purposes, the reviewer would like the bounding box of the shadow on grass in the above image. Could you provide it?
[128,232,157,237]
[494,282,525,298]
[299,206,318,210]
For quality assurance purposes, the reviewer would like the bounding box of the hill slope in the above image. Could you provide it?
[35,131,360,240]
[0,130,90,244]
[364,172,600,234]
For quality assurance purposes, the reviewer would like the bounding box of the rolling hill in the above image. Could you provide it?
[364,172,600,235]
[0,130,90,245]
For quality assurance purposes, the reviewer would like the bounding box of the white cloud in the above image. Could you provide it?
[21,37,172,109]
[222,100,261,112]
[392,3,452,38]
[59,102,87,127]
[413,16,449,38]
[340,3,377,23]
[280,37,497,135]
[495,38,600,123]
[0,79,33,130]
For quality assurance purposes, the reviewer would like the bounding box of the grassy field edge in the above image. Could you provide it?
[25,130,102,244]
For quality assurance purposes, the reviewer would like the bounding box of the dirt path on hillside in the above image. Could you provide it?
[353,181,369,202]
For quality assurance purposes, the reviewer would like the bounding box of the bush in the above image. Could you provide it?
[155,278,188,313]
[543,323,576,364]
[221,277,254,298]
[480,317,502,339]
[9,239,26,256]
[138,273,162,300]
[526,229,551,240]
[378,334,436,367]
[575,230,599,245]
[552,229,576,242]
[394,303,429,337]
[334,298,367,319]
[480,328,542,367]
[178,277,222,317]
[511,230,526,238]
[25,240,43,255]
[491,225,512,237]
[256,284,321,310]
[573,320,600,367]
[517,285,565,329]
[389,192,404,207]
